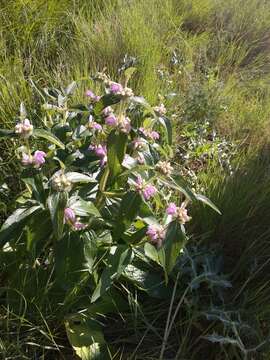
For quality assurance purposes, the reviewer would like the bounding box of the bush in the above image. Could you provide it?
[0,69,219,358]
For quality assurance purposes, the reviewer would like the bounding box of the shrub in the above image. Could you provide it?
[0,69,219,357]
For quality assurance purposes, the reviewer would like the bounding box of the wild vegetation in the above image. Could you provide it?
[1,0,270,359]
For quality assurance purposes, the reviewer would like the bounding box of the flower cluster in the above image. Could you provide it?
[134,175,157,201]
[52,173,72,192]
[139,127,160,141]
[21,150,46,168]
[146,224,165,248]
[156,160,173,176]
[108,81,134,98]
[153,103,167,115]
[166,202,191,224]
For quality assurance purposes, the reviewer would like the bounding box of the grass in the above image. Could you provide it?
[1,0,270,358]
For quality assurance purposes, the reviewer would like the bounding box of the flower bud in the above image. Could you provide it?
[64,207,76,224]
[105,115,118,126]
[153,103,167,115]
[156,161,173,176]
[15,119,33,138]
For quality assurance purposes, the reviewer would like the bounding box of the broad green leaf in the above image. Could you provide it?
[25,210,52,252]
[161,176,196,201]
[70,198,100,217]
[158,116,172,145]
[48,192,67,240]
[65,172,96,184]
[124,263,173,299]
[195,193,221,215]
[161,220,186,276]
[0,205,42,247]
[144,242,160,264]
[33,129,65,149]
[91,245,133,303]
[82,232,97,272]
[112,191,142,240]
[93,94,121,116]
[107,130,127,178]
[55,232,91,289]
[65,317,109,360]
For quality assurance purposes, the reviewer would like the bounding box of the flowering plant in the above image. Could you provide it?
[0,69,220,357]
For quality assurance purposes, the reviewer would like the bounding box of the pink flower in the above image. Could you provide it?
[150,131,160,140]
[146,224,165,248]
[86,90,100,102]
[139,127,147,136]
[32,150,46,168]
[102,106,113,116]
[143,184,157,200]
[73,221,87,231]
[153,103,167,115]
[64,208,76,224]
[166,202,177,216]
[94,144,107,158]
[109,82,123,94]
[132,138,146,150]
[85,90,95,98]
[90,144,107,166]
[89,120,102,132]
[177,202,192,224]
[15,119,33,138]
[135,176,157,200]
[135,175,144,191]
[119,116,131,134]
[93,122,102,131]
[21,153,32,166]
[105,115,118,126]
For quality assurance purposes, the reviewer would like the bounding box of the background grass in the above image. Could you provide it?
[1,0,270,358]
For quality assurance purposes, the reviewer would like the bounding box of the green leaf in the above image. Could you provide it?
[124,263,173,299]
[0,205,42,247]
[65,172,96,184]
[144,242,160,264]
[65,317,110,360]
[162,175,197,201]
[33,129,65,149]
[0,129,15,138]
[161,221,186,276]
[70,198,100,217]
[91,245,133,303]
[48,192,67,240]
[82,232,97,272]
[158,116,172,145]
[55,232,90,289]
[195,193,221,215]
[107,130,127,178]
[93,94,121,116]
[113,191,142,240]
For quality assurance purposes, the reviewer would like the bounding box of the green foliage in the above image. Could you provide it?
[0,73,218,358]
